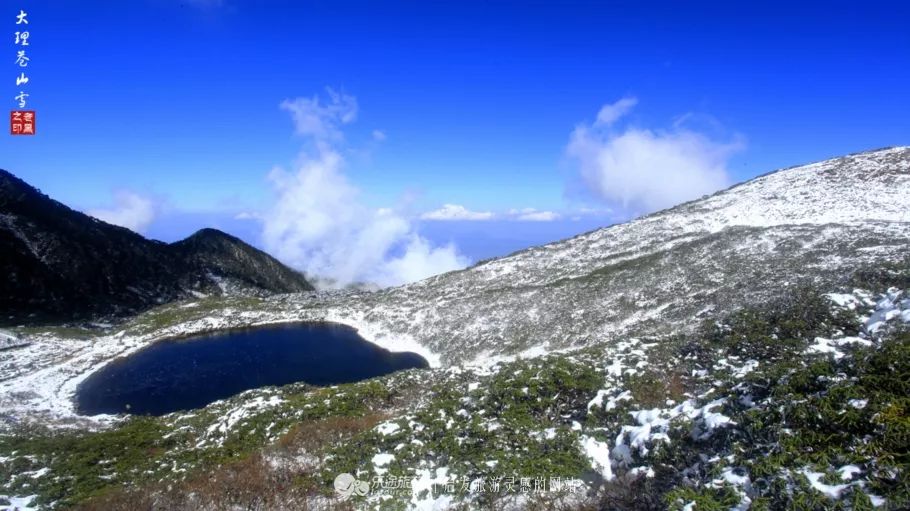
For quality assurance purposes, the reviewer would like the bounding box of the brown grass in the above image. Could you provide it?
[276,413,385,454]
[628,370,690,409]
[75,414,386,511]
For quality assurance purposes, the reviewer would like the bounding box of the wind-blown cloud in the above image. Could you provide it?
[88,191,156,234]
[567,97,743,214]
[261,90,468,288]
[595,96,638,127]
[280,89,357,142]
[421,204,494,221]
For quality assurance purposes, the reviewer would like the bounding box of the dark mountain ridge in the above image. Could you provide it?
[0,169,313,325]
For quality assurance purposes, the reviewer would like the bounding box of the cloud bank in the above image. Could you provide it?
[88,191,156,234]
[419,205,562,222]
[567,97,743,214]
[514,209,560,222]
[421,204,494,221]
[261,89,468,288]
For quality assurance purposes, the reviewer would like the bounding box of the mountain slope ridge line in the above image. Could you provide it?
[459,145,910,276]
[307,146,910,365]
[0,169,313,325]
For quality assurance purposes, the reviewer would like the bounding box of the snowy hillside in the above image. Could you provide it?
[2,147,908,432]
[2,147,910,510]
[306,146,910,364]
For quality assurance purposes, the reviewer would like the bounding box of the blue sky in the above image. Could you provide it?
[2,1,908,284]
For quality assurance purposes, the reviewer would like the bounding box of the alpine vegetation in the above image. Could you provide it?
[1,147,909,510]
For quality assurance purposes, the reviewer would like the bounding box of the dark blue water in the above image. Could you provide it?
[75,323,428,416]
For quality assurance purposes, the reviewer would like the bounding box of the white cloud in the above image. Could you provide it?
[234,211,262,220]
[372,129,387,141]
[515,210,560,222]
[595,96,638,127]
[567,99,743,214]
[504,207,560,221]
[87,191,156,234]
[421,204,494,221]
[261,91,468,288]
[381,236,465,285]
[280,88,357,142]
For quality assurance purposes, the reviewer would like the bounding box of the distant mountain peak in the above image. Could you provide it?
[185,227,235,239]
[0,170,313,325]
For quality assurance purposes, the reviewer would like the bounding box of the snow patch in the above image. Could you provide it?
[580,435,614,481]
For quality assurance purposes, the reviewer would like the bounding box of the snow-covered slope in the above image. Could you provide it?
[308,146,910,364]
[1,147,908,430]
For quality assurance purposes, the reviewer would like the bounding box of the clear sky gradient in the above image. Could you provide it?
[1,1,908,275]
